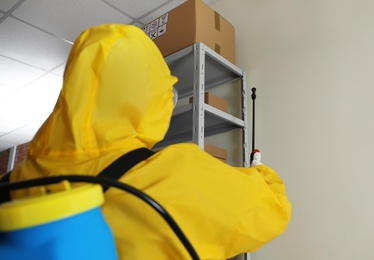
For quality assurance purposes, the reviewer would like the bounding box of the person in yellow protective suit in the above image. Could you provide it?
[9,24,291,259]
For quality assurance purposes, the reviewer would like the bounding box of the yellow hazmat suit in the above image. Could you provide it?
[10,24,291,259]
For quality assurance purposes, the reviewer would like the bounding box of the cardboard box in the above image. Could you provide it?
[204,144,227,163]
[189,92,228,113]
[142,0,236,64]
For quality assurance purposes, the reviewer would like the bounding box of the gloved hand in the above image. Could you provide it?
[250,149,263,167]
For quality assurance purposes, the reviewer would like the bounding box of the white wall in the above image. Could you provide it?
[212,0,374,259]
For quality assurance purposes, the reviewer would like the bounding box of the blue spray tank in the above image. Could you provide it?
[0,174,199,260]
[0,181,117,260]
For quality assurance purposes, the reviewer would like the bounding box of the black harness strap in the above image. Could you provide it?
[0,172,11,203]
[98,147,155,192]
[0,148,154,202]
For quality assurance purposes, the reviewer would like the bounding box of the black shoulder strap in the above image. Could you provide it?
[0,148,154,201]
[0,172,11,204]
[98,148,155,192]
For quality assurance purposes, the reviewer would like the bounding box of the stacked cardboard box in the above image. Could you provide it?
[204,144,227,163]
[189,92,228,113]
[142,0,236,64]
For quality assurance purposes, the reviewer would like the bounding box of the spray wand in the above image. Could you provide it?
[250,87,257,164]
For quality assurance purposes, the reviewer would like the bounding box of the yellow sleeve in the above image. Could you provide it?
[238,164,291,209]
[234,164,292,249]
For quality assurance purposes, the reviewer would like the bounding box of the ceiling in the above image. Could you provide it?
[0,0,218,151]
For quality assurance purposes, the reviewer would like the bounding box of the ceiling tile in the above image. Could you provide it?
[0,73,62,124]
[11,123,40,138]
[0,0,19,12]
[104,0,168,18]
[140,0,186,24]
[0,84,17,101]
[51,62,66,77]
[0,17,72,71]
[13,0,134,43]
[0,120,21,132]
[0,133,32,144]
[0,56,46,88]
[0,141,16,152]
[132,22,144,28]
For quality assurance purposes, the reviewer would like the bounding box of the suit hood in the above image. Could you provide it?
[29,24,177,158]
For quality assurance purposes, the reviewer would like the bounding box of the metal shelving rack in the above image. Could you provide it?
[157,42,249,168]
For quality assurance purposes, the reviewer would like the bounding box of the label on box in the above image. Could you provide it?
[142,13,168,40]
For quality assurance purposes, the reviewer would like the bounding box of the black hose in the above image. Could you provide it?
[0,175,200,260]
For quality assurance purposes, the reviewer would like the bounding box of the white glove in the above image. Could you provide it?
[250,149,263,167]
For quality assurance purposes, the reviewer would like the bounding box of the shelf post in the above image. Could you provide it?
[241,72,249,167]
[192,43,205,149]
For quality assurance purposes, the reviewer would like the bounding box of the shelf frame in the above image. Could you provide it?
[160,42,249,167]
